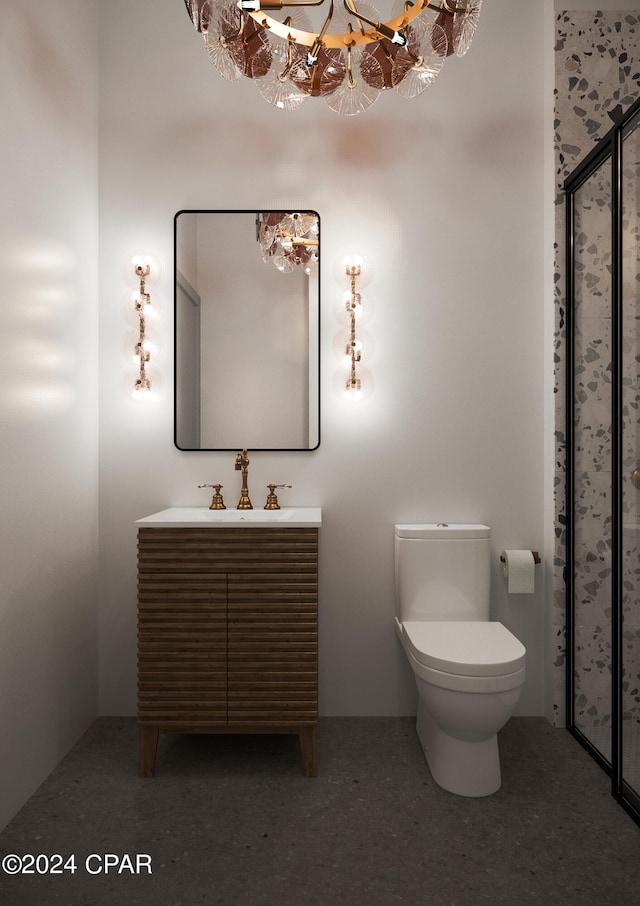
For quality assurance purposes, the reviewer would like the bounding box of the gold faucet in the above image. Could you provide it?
[198,483,226,510]
[235,448,253,509]
[264,484,292,510]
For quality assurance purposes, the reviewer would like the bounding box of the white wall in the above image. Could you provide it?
[0,2,100,830]
[98,0,550,717]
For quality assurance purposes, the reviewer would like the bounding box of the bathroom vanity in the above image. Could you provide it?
[135,507,321,777]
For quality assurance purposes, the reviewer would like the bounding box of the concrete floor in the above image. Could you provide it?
[0,717,639,905]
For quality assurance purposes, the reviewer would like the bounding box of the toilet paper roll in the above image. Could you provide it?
[501,550,535,594]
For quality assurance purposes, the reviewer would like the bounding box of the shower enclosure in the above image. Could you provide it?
[565,95,640,826]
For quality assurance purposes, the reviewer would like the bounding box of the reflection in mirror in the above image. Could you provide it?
[174,210,320,451]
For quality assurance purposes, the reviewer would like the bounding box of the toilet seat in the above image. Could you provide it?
[401,620,526,678]
[397,619,526,694]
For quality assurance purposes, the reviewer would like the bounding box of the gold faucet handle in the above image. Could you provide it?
[264,484,292,510]
[235,448,249,470]
[198,483,226,510]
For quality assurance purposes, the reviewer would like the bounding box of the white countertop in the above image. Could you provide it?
[136,506,322,528]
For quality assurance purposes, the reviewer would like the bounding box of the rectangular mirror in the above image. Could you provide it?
[174,210,320,451]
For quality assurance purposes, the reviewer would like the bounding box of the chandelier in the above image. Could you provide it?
[183,0,482,115]
[257,211,319,273]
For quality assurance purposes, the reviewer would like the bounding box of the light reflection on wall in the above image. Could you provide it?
[0,231,80,422]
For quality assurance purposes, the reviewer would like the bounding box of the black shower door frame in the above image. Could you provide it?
[565,92,640,828]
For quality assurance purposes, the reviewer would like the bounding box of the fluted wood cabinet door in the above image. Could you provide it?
[228,571,318,726]
[137,528,228,728]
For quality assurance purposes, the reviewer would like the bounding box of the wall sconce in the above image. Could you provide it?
[344,255,364,400]
[129,255,159,400]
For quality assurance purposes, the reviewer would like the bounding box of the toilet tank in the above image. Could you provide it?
[394,524,491,622]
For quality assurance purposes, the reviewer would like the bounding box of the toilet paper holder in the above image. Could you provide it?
[500,551,541,565]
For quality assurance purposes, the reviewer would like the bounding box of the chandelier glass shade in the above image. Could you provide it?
[183,0,482,115]
[257,211,319,274]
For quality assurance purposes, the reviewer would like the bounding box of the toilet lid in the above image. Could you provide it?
[402,621,526,677]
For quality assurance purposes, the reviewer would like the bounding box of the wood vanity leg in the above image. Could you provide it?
[299,726,317,778]
[139,726,159,777]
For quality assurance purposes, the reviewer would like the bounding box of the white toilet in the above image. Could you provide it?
[394,523,526,797]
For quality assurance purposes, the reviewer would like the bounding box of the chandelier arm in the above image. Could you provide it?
[434,1,474,15]
[276,16,296,80]
[342,0,407,44]
[248,0,434,48]
[343,0,367,37]
[346,46,356,86]
[257,0,326,6]
[345,24,358,84]
[224,14,246,45]
[305,0,335,64]
[272,220,319,247]
[317,0,336,42]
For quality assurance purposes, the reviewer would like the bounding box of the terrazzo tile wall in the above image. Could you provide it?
[554,10,640,729]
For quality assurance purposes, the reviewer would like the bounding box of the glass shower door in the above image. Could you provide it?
[571,157,613,766]
[621,109,640,804]
[567,93,640,826]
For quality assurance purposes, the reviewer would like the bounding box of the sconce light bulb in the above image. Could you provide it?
[133,340,153,363]
[344,255,362,276]
[132,256,151,277]
[132,377,152,400]
[133,292,151,310]
[344,378,363,401]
